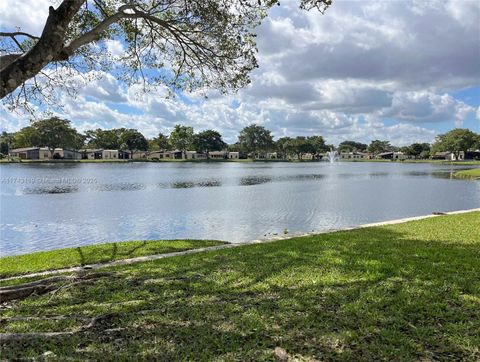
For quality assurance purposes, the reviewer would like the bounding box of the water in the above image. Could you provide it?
[1,162,479,256]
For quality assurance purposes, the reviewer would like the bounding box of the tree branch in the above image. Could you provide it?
[0,0,86,98]
[0,53,23,67]
[60,5,137,57]
[0,31,40,40]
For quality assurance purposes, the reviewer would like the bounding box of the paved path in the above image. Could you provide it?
[2,208,479,282]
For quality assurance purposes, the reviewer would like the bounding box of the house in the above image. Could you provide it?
[59,149,82,159]
[9,147,48,160]
[359,152,373,159]
[185,151,196,160]
[9,147,81,160]
[170,150,185,159]
[466,150,480,160]
[209,151,227,159]
[102,149,128,160]
[130,151,149,160]
[377,152,394,159]
[195,152,208,160]
[432,151,465,161]
[185,151,207,160]
[301,153,314,160]
[147,150,170,159]
[266,152,278,159]
[339,152,364,160]
[392,152,414,160]
[228,152,240,159]
[81,149,103,160]
[102,150,119,160]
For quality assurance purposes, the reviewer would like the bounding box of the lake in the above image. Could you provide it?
[1,162,479,256]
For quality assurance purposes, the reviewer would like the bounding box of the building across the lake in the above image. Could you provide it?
[9,147,82,160]
[339,152,372,160]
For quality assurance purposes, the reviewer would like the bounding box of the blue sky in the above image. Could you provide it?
[0,0,479,145]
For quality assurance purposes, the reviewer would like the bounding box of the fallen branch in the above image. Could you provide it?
[0,272,113,302]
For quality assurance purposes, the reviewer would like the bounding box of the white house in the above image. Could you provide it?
[102,150,119,160]
[9,147,81,160]
[209,151,227,159]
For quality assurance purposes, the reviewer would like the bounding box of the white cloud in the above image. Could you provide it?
[0,0,51,35]
[105,40,125,58]
[380,92,475,125]
[0,0,478,146]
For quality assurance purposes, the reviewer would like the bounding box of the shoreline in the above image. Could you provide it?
[2,207,479,282]
[1,158,480,165]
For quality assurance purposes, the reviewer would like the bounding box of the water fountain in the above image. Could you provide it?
[326,149,338,163]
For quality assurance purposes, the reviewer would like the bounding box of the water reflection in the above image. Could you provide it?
[239,176,273,186]
[22,185,79,195]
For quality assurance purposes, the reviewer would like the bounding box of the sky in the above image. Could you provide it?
[0,0,479,146]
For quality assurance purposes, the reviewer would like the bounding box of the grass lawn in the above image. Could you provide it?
[454,168,480,179]
[1,212,479,360]
[0,239,226,278]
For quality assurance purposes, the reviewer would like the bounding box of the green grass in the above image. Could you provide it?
[1,212,479,360]
[0,239,226,278]
[454,168,480,179]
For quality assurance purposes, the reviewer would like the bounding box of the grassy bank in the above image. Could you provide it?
[1,212,479,360]
[0,239,226,278]
[454,168,480,179]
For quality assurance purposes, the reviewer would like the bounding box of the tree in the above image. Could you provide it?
[367,140,392,155]
[276,137,294,159]
[85,129,124,149]
[119,129,148,156]
[12,126,39,149]
[0,131,16,155]
[238,124,274,158]
[227,142,242,152]
[338,140,368,152]
[308,135,328,154]
[169,125,194,151]
[193,130,226,153]
[432,128,478,160]
[475,135,480,150]
[293,136,315,160]
[150,132,170,151]
[0,0,332,109]
[21,117,80,157]
[403,143,430,158]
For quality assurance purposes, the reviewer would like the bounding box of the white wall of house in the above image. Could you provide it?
[102,150,119,159]
[209,151,227,159]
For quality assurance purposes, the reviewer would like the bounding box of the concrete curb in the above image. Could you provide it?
[2,208,479,282]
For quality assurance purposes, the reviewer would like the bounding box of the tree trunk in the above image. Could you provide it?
[0,0,85,98]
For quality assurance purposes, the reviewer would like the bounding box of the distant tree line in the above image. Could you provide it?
[1,117,479,160]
